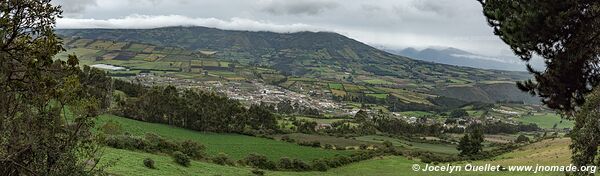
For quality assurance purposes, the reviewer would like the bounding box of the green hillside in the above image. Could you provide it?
[435,83,540,104]
[100,134,570,176]
[97,114,353,161]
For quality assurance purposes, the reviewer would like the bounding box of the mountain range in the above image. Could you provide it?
[383,47,539,72]
[56,26,538,104]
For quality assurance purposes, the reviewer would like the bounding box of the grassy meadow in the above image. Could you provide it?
[97,114,354,161]
[100,138,571,176]
[515,114,574,129]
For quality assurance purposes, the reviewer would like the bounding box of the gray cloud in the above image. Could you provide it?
[414,0,458,17]
[260,0,339,15]
[57,15,325,33]
[53,0,97,15]
[53,0,513,57]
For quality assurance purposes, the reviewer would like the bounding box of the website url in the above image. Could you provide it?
[412,163,597,174]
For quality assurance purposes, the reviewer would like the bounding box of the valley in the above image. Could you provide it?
[4,1,596,176]
[54,27,574,176]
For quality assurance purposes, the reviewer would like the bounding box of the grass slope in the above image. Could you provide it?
[515,114,574,129]
[97,114,353,161]
[101,148,251,176]
[101,134,571,176]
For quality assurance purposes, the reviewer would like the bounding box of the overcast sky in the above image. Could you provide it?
[52,0,516,57]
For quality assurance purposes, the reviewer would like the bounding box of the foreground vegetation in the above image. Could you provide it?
[97,114,353,161]
[99,138,570,176]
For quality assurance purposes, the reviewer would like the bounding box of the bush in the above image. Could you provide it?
[143,158,155,169]
[143,133,161,151]
[251,169,265,176]
[244,153,276,170]
[291,159,311,171]
[104,133,205,157]
[281,135,295,143]
[172,151,191,167]
[211,153,233,166]
[359,144,368,150]
[100,120,123,135]
[278,157,293,170]
[104,135,146,150]
[323,144,333,149]
[298,140,320,147]
[311,159,329,171]
[515,134,530,143]
[382,140,394,148]
[158,138,181,153]
[180,140,205,159]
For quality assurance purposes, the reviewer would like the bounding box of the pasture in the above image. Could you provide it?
[96,114,354,161]
[356,135,459,154]
[328,83,344,90]
[515,113,574,129]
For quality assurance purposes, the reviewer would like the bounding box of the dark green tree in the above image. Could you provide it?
[448,109,469,118]
[479,1,600,174]
[515,134,530,143]
[353,109,369,122]
[457,124,484,156]
[0,0,110,175]
[479,0,600,112]
[570,89,600,174]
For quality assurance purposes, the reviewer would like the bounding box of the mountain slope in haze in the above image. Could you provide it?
[57,27,414,76]
[56,26,537,104]
[387,47,527,71]
[56,27,527,79]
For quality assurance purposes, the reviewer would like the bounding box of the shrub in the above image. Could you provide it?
[143,158,155,169]
[251,169,265,176]
[336,156,352,165]
[244,153,276,170]
[281,135,294,143]
[100,120,123,135]
[158,138,181,153]
[382,140,394,148]
[359,144,368,150]
[323,144,333,149]
[291,159,311,171]
[180,140,205,159]
[211,153,233,166]
[143,132,161,152]
[172,151,190,167]
[298,140,320,147]
[104,135,145,150]
[278,157,293,170]
[515,134,530,143]
[311,159,329,171]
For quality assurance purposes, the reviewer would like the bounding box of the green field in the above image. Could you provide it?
[100,147,252,176]
[331,89,347,96]
[515,113,574,129]
[100,146,423,176]
[342,84,367,92]
[100,130,570,176]
[97,114,354,161]
[363,79,394,85]
[355,135,459,154]
[366,93,389,99]
[397,111,433,117]
[328,83,344,90]
[272,133,372,148]
[296,116,348,124]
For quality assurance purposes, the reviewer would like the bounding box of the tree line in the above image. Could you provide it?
[113,79,278,134]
